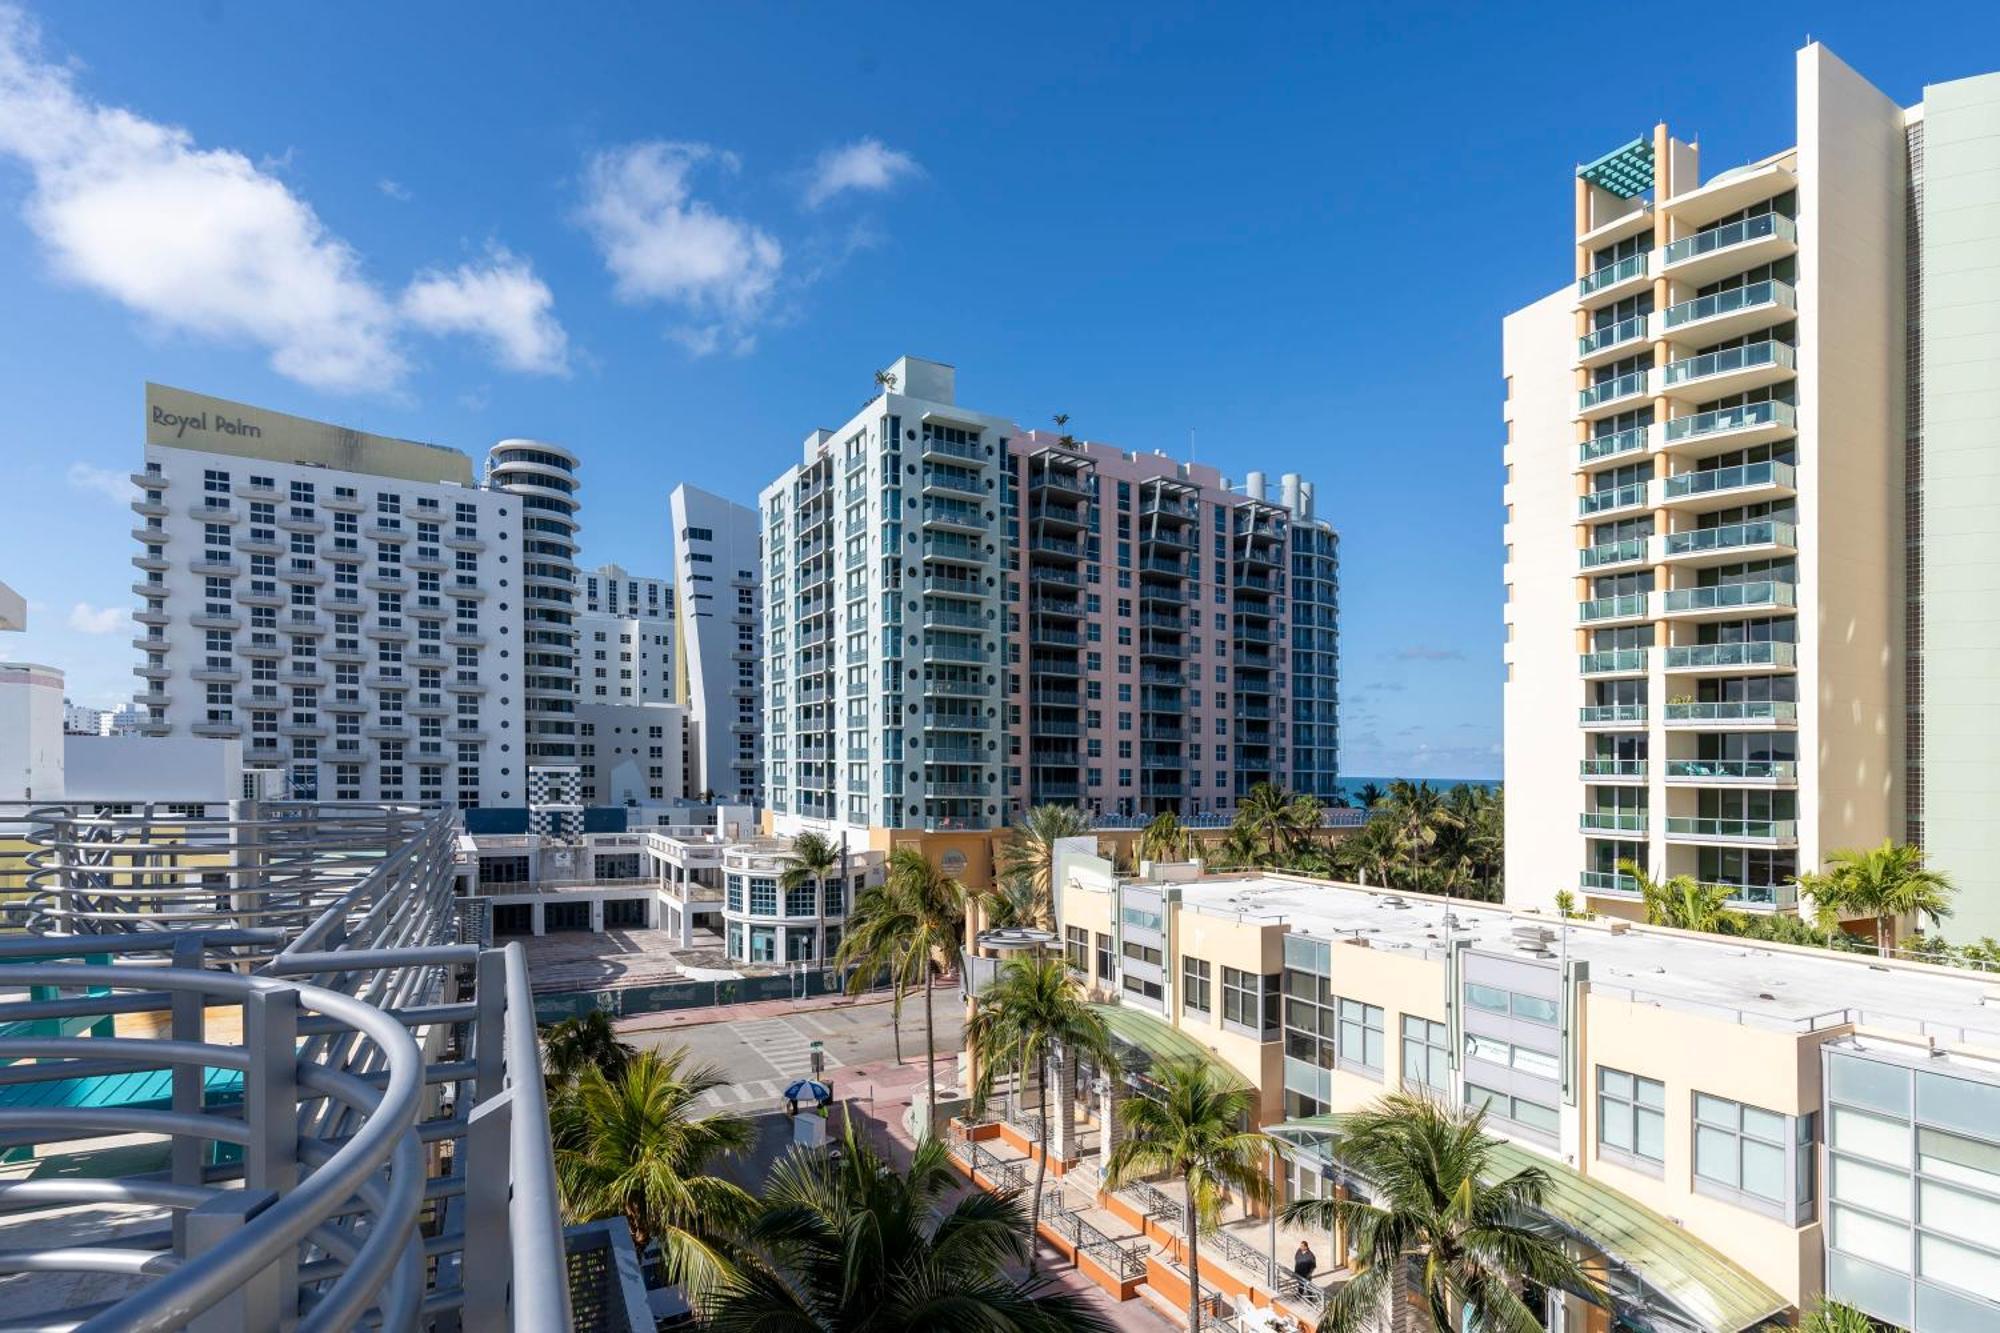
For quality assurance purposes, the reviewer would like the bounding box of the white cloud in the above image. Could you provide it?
[577,141,781,355]
[66,602,124,634]
[0,5,403,390]
[803,137,920,209]
[401,246,569,375]
[377,177,410,201]
[0,6,567,388]
[65,461,127,503]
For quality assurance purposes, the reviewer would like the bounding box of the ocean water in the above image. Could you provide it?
[1334,775,1500,805]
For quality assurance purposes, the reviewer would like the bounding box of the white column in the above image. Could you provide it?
[1048,1049,1079,1164]
[1096,1075,1120,1174]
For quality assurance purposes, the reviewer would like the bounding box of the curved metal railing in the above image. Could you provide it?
[0,958,425,1330]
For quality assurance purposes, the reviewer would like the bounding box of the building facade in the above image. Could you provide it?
[1017,856,2000,1332]
[761,358,1014,836]
[1503,48,2000,935]
[132,384,523,806]
[582,561,671,619]
[1008,433,1339,820]
[485,440,582,774]
[669,485,763,804]
[763,357,1342,840]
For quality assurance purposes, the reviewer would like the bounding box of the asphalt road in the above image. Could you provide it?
[637,994,967,1116]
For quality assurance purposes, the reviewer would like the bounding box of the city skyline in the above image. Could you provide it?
[5,4,2000,778]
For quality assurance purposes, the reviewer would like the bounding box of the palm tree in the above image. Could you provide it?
[1233,782,1320,865]
[1613,857,1739,934]
[1798,1299,1877,1333]
[1381,780,1460,888]
[1105,1059,1272,1333]
[835,847,967,1133]
[1137,810,1190,864]
[1206,824,1262,872]
[778,831,842,971]
[1281,1092,1604,1333]
[1353,781,1388,812]
[706,1118,1112,1331]
[997,803,1090,928]
[552,1047,755,1301]
[966,953,1118,1274]
[1795,840,1955,954]
[540,1010,634,1087]
[1329,816,1398,887]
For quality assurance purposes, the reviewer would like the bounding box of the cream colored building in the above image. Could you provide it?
[1504,46,2000,937]
[1009,861,2000,1332]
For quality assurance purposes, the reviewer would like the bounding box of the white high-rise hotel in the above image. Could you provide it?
[1504,48,2000,938]
[133,384,523,805]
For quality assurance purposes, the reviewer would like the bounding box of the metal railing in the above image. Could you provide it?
[0,801,582,1330]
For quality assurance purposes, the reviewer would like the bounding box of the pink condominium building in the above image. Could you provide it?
[1007,429,1340,824]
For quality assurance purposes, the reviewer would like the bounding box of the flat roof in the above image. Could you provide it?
[1174,875,2000,1047]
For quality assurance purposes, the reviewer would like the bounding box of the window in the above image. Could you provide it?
[1337,999,1385,1076]
[1096,933,1114,983]
[1183,956,1212,1016]
[1465,982,1558,1025]
[1598,1068,1667,1171]
[1065,926,1088,974]
[1401,1016,1449,1091]
[1466,1083,1559,1137]
[785,882,815,916]
[1694,1094,1795,1213]
[748,877,778,917]
[1222,967,1280,1038]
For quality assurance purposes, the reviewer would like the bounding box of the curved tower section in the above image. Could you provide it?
[486,440,582,829]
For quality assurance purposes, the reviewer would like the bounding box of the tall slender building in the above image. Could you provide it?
[486,441,581,831]
[1503,46,2000,941]
[763,357,1013,835]
[669,485,763,803]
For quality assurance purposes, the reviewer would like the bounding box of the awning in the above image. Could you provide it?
[1267,1115,1788,1333]
[1089,1002,1250,1091]
[1578,136,1656,199]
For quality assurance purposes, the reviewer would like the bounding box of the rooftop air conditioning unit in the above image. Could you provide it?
[1378,895,1409,910]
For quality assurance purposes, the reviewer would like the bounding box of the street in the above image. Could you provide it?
[635,992,967,1115]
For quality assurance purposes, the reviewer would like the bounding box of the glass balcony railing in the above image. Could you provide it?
[1581,810,1648,832]
[1666,399,1796,444]
[1663,339,1795,388]
[1664,520,1795,558]
[1581,537,1650,568]
[1701,880,1799,908]
[1663,279,1795,331]
[1662,581,1797,614]
[1664,641,1796,670]
[1580,314,1650,358]
[1580,482,1650,515]
[1580,252,1648,296]
[1665,758,1797,781]
[1579,594,1650,622]
[1664,460,1795,501]
[1580,648,1649,674]
[1580,426,1650,464]
[1663,212,1796,266]
[1664,700,1798,723]
[1580,704,1647,724]
[1666,816,1797,841]
[1580,870,1641,895]
[1581,758,1648,778]
[1580,370,1651,410]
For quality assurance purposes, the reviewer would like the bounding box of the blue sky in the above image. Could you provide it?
[1,2,1994,777]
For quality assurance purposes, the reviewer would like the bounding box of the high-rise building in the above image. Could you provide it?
[762,356,1340,838]
[1008,432,1340,820]
[132,384,522,805]
[1502,48,2000,939]
[762,357,1014,835]
[670,484,763,804]
[577,564,674,706]
[485,441,581,768]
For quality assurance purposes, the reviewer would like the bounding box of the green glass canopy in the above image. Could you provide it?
[1089,1002,1250,1090]
[1579,137,1656,199]
[1268,1115,1788,1333]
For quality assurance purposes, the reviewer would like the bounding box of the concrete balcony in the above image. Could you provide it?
[1660,581,1797,621]
[1580,648,1649,677]
[1661,461,1796,513]
[1579,536,1653,572]
[1661,212,1798,286]
[1577,593,1653,627]
[1578,480,1651,519]
[1577,313,1652,368]
[1662,339,1795,402]
[1664,817,1797,846]
[1663,759,1797,786]
[1580,810,1647,834]
[1581,758,1648,782]
[1662,520,1797,568]
[1576,251,1650,306]
[1579,704,1647,729]
[1663,400,1797,456]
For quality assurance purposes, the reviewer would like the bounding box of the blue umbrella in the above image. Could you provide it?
[783,1079,832,1102]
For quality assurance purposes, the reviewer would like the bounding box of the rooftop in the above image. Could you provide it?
[1173,875,2000,1048]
